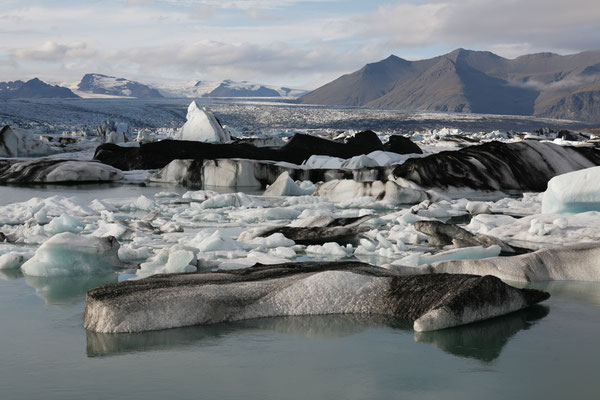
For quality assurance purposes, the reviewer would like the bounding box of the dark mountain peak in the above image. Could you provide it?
[0,78,79,99]
[514,52,560,61]
[301,48,600,122]
[77,73,163,98]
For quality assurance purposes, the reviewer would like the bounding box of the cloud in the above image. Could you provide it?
[10,41,94,62]
[2,0,600,87]
[358,0,600,56]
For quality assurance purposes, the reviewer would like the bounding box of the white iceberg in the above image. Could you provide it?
[542,166,600,214]
[263,172,315,196]
[21,233,126,277]
[177,101,230,143]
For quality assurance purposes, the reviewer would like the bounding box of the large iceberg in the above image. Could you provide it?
[0,159,123,183]
[542,166,600,214]
[177,102,230,143]
[396,242,600,283]
[0,125,54,157]
[316,179,427,204]
[83,261,549,333]
[21,233,128,277]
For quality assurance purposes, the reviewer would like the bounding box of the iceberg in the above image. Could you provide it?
[21,233,127,277]
[177,102,230,143]
[263,172,315,196]
[399,242,600,283]
[316,179,427,204]
[542,166,600,214]
[83,261,549,333]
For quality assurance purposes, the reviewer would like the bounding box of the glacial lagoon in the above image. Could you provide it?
[1,270,599,400]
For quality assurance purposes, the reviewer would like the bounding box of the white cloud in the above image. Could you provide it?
[2,0,600,87]
[11,41,94,62]
[357,0,600,55]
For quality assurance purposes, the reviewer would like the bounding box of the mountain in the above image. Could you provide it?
[203,79,306,98]
[157,80,307,98]
[0,78,79,99]
[76,73,163,98]
[301,49,600,122]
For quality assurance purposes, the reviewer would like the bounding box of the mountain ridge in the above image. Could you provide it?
[301,49,600,122]
[0,78,79,100]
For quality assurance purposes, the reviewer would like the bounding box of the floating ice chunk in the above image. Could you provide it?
[298,181,316,193]
[367,150,413,166]
[542,166,600,214]
[34,208,50,224]
[227,207,302,223]
[44,214,84,235]
[392,245,502,267]
[21,233,125,277]
[177,102,230,143]
[217,250,291,270]
[316,179,427,204]
[528,218,553,236]
[118,245,151,262]
[263,172,315,196]
[414,242,600,282]
[302,155,344,169]
[269,246,296,259]
[340,155,379,169]
[466,201,491,215]
[465,214,517,235]
[290,215,335,227]
[154,191,180,198]
[240,233,295,249]
[83,264,548,333]
[132,195,155,211]
[0,251,33,269]
[2,160,123,183]
[305,242,351,259]
[193,230,240,252]
[182,190,219,202]
[200,192,266,209]
[137,249,197,279]
[553,217,568,230]
[0,125,18,157]
[0,126,54,157]
[92,221,130,240]
[105,131,125,144]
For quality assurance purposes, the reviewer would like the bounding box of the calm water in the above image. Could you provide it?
[0,271,599,400]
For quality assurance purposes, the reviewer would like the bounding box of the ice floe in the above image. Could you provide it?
[21,233,128,277]
[83,262,549,333]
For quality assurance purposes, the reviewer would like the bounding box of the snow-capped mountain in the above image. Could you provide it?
[157,79,307,98]
[75,74,163,99]
[0,78,79,99]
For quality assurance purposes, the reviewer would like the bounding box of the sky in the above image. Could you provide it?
[1,0,599,89]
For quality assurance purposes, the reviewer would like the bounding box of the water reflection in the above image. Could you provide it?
[415,305,549,362]
[86,314,405,358]
[0,268,24,280]
[86,307,548,362]
[528,281,600,307]
[24,273,117,305]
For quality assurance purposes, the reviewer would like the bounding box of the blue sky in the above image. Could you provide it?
[1,0,599,89]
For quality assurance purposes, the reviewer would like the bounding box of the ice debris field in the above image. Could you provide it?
[2,99,600,332]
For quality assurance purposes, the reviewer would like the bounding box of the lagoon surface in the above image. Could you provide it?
[1,271,599,400]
